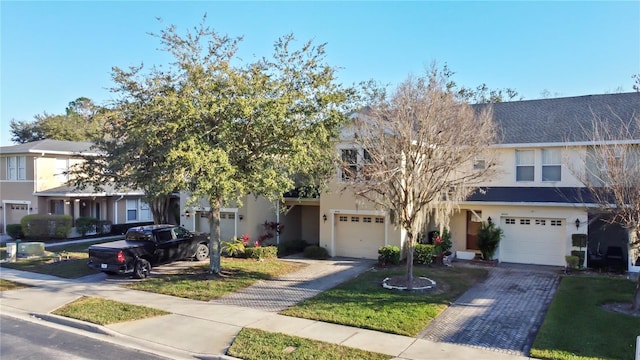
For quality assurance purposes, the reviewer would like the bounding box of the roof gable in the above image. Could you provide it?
[0,139,96,155]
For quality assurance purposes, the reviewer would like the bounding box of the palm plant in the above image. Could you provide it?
[476,221,503,260]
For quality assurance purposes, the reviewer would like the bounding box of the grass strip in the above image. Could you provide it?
[53,296,170,325]
[227,328,391,360]
[0,278,30,291]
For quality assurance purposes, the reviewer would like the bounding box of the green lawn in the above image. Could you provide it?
[227,328,391,360]
[53,296,169,325]
[280,266,488,336]
[531,275,640,360]
[125,258,307,301]
[0,278,30,291]
[0,239,116,278]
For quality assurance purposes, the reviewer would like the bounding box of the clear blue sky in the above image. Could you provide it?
[1,1,639,146]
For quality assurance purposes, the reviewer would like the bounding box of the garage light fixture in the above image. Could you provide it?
[487,217,492,224]
[575,218,580,230]
[184,210,191,217]
[239,215,244,221]
[322,214,327,222]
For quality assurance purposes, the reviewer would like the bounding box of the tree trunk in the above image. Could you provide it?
[148,194,170,224]
[208,197,222,275]
[405,233,414,290]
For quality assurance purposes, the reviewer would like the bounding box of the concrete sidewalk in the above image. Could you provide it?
[0,265,531,360]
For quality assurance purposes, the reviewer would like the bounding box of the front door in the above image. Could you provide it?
[466,210,481,250]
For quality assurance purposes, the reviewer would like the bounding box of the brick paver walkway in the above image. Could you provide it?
[211,257,375,312]
[418,264,560,356]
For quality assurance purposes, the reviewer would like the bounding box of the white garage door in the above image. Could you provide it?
[197,211,236,241]
[500,217,566,266]
[334,214,385,259]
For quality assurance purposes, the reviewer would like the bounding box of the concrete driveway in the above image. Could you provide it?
[418,264,560,356]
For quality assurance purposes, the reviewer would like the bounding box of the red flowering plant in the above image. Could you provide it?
[241,234,249,246]
[433,229,452,256]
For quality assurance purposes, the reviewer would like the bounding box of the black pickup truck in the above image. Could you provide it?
[88,224,210,278]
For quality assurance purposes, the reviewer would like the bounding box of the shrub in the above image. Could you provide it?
[110,222,153,235]
[476,222,503,260]
[6,224,24,239]
[303,245,329,259]
[414,244,435,265]
[75,217,99,236]
[433,229,452,255]
[222,238,245,258]
[277,239,308,257]
[97,220,112,234]
[565,255,579,269]
[244,246,278,260]
[571,250,585,267]
[571,234,587,248]
[378,245,400,266]
[21,214,72,240]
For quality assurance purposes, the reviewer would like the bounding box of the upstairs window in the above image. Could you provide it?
[515,150,534,182]
[7,156,26,180]
[542,149,561,182]
[341,149,358,180]
[473,157,486,170]
[54,158,69,183]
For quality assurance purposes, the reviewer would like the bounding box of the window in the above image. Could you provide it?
[520,219,531,225]
[363,217,372,223]
[516,150,535,181]
[505,218,516,225]
[351,216,360,222]
[341,149,358,180]
[156,230,173,243]
[339,216,348,222]
[139,201,151,221]
[550,220,562,226]
[473,157,486,170]
[7,156,26,180]
[54,158,69,183]
[542,149,561,181]
[126,199,138,221]
[375,217,384,224]
[227,213,235,220]
[50,200,65,215]
[535,219,546,226]
[220,213,227,219]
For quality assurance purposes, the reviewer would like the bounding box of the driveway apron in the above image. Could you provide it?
[211,257,375,312]
[418,264,560,356]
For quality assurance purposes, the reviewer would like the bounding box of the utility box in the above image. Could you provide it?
[17,242,45,257]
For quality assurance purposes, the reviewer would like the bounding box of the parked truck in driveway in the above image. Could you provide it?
[88,224,210,278]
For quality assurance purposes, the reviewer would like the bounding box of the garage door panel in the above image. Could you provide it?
[334,215,384,259]
[500,217,566,266]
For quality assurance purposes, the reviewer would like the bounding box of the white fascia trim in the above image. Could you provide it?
[2,200,31,205]
[492,139,640,149]
[329,208,388,257]
[33,192,145,197]
[191,207,238,213]
[26,149,101,156]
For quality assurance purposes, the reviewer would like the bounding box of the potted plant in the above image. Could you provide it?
[434,229,453,265]
[476,221,503,262]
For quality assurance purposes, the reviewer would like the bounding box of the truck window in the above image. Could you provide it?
[156,230,173,243]
[173,227,190,239]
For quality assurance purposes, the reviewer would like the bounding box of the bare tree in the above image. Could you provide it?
[578,110,640,310]
[349,66,499,288]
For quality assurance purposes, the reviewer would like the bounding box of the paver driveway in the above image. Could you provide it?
[418,264,560,356]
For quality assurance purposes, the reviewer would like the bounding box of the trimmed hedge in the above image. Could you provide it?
[76,217,99,236]
[571,250,585,267]
[277,239,309,257]
[378,245,400,265]
[414,244,436,265]
[565,255,580,269]
[6,224,24,239]
[303,245,329,259]
[244,246,278,260]
[110,222,154,235]
[21,214,72,240]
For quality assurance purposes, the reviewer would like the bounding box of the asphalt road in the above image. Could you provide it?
[0,315,169,360]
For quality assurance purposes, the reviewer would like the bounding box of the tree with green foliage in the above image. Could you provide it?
[72,16,357,274]
[9,97,104,143]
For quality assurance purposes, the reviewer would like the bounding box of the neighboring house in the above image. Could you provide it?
[0,139,156,236]
[181,92,640,272]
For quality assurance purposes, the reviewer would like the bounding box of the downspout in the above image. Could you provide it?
[114,195,124,224]
[276,201,280,245]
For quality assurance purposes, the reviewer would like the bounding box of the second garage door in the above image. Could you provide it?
[500,217,566,266]
[334,214,385,259]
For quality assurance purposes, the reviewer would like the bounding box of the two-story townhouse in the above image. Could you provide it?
[0,139,160,236]
[181,92,640,271]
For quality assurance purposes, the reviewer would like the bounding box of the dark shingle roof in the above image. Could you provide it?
[465,187,597,204]
[0,139,96,155]
[478,92,640,145]
[34,184,144,196]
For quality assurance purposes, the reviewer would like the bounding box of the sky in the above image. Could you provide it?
[1,1,639,146]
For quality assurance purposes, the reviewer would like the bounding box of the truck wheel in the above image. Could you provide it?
[195,243,209,261]
[133,259,151,279]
